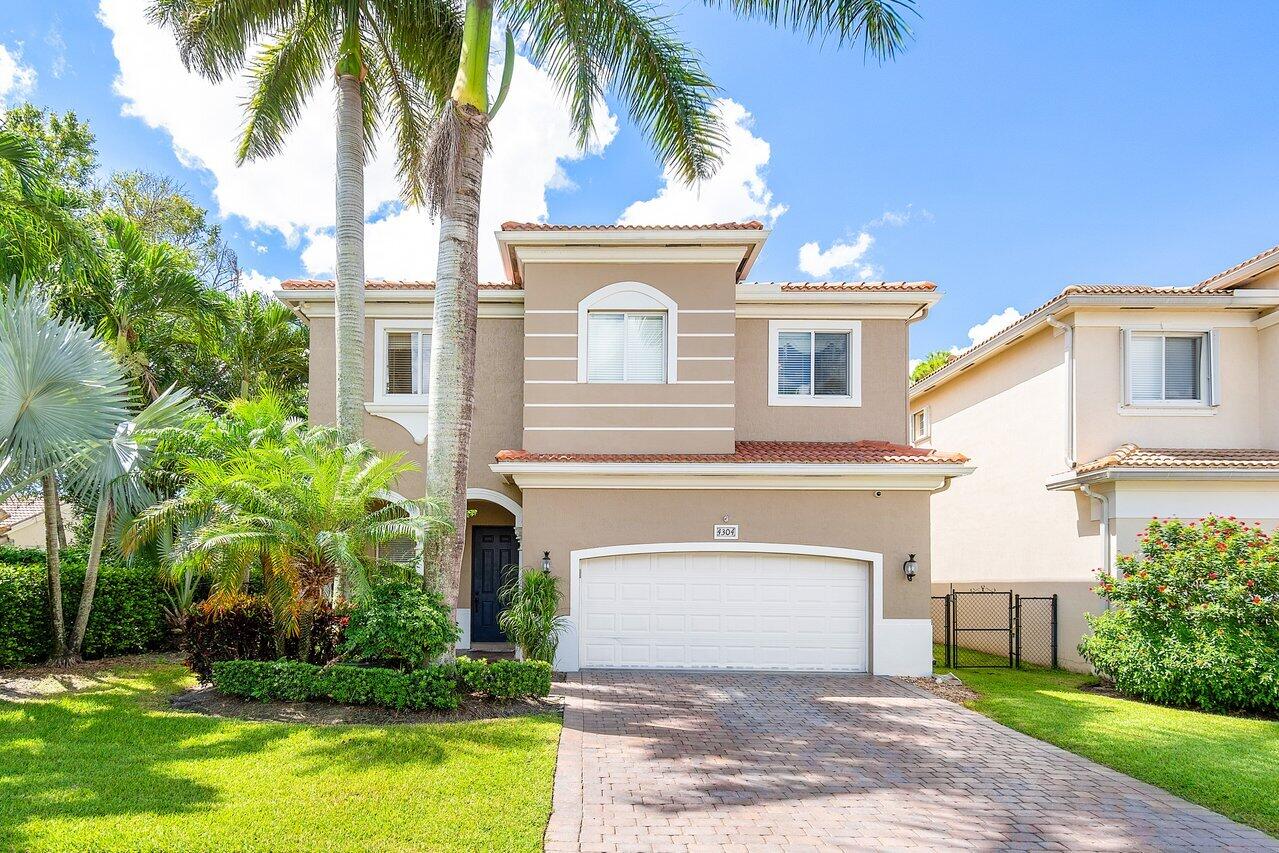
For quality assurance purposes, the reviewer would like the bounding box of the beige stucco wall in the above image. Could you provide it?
[307,313,524,502]
[1073,318,1263,464]
[1261,320,1278,447]
[916,327,1101,588]
[520,487,932,622]
[735,318,909,443]
[521,261,738,454]
[4,515,49,550]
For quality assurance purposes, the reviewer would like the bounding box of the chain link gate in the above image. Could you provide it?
[932,591,1058,669]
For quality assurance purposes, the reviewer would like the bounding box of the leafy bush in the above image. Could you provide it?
[0,546,46,565]
[498,570,568,665]
[1079,516,1279,713]
[210,657,551,709]
[457,657,553,700]
[182,595,275,680]
[338,580,458,671]
[182,595,346,680]
[0,556,168,667]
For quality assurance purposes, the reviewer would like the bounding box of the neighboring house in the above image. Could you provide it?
[910,244,1279,670]
[0,496,72,550]
[277,221,971,675]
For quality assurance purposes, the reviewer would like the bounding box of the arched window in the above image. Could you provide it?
[577,282,678,383]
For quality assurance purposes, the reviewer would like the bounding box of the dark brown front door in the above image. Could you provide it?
[470,526,518,643]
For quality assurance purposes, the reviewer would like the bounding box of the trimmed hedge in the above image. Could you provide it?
[211,657,553,711]
[0,556,168,667]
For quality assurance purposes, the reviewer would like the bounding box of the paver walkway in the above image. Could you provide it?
[546,671,1276,852]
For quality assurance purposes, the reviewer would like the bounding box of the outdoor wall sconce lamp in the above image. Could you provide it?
[541,551,552,573]
[903,554,918,582]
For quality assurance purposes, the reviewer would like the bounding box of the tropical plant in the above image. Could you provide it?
[414,0,917,609]
[127,427,450,658]
[0,283,132,658]
[1079,516,1279,714]
[215,291,309,399]
[0,129,97,283]
[152,0,465,443]
[339,579,459,670]
[64,213,227,400]
[910,349,954,383]
[498,567,568,665]
[59,386,197,661]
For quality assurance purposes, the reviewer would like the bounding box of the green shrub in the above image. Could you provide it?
[0,546,46,565]
[1080,516,1279,713]
[338,580,458,671]
[0,556,168,667]
[498,569,569,665]
[212,659,320,702]
[212,659,459,710]
[456,657,553,700]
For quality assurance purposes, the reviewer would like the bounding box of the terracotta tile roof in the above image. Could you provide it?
[280,279,520,290]
[0,496,43,527]
[496,440,968,465]
[1076,444,1279,475]
[1196,243,1279,290]
[500,221,765,232]
[744,281,937,292]
[911,284,1235,391]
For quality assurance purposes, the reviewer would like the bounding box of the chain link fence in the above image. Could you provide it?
[931,591,1059,669]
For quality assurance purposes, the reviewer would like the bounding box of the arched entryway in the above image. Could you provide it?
[460,488,523,650]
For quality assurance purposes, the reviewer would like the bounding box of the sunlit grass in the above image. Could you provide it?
[937,647,1279,837]
[0,661,560,852]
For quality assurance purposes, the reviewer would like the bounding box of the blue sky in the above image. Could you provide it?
[2,1,1276,360]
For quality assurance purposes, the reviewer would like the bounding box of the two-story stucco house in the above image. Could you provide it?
[277,221,971,676]
[910,244,1279,670]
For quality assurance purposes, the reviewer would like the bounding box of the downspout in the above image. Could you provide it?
[1079,482,1114,580]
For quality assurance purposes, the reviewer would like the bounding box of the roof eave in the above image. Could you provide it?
[1047,467,1279,489]
[1197,250,1279,291]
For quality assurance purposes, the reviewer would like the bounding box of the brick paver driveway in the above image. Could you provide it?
[546,671,1275,852]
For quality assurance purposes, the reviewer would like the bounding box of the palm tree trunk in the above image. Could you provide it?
[41,474,66,660]
[423,105,487,616]
[334,71,366,442]
[66,494,110,662]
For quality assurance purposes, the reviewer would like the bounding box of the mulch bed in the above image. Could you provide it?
[896,675,980,705]
[0,652,184,702]
[170,683,564,726]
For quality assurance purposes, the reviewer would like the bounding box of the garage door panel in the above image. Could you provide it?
[579,550,868,672]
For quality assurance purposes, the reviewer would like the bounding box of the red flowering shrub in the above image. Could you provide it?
[1079,516,1279,713]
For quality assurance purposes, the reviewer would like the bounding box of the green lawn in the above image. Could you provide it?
[0,661,561,852]
[937,649,1279,837]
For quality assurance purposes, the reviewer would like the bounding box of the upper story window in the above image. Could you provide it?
[375,320,431,403]
[911,408,930,442]
[578,282,678,383]
[587,312,666,382]
[1123,329,1218,407]
[768,320,862,407]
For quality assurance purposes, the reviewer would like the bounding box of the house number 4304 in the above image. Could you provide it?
[714,524,739,540]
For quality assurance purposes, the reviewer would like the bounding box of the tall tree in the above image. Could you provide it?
[67,213,226,401]
[152,0,463,442]
[418,0,916,610]
[216,291,309,400]
[0,283,132,659]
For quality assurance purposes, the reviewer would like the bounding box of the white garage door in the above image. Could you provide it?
[578,550,868,671]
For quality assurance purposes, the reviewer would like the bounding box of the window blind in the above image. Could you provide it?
[1164,336,1201,400]
[777,331,812,394]
[1128,335,1163,402]
[814,332,850,396]
[588,313,625,381]
[1128,332,1204,403]
[588,312,665,382]
[625,314,665,382]
[385,331,429,395]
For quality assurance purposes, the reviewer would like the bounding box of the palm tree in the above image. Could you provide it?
[151,0,464,441]
[127,428,447,653]
[66,214,227,401]
[61,386,197,661]
[417,0,916,608]
[218,291,309,400]
[0,130,97,283]
[0,282,132,659]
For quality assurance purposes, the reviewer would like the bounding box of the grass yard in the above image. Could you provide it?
[0,660,561,852]
[937,650,1279,837]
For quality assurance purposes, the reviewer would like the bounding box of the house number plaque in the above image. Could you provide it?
[713,524,739,540]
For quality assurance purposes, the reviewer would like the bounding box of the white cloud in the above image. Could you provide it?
[967,307,1023,345]
[869,205,933,228]
[99,0,617,281]
[238,269,280,297]
[617,99,786,227]
[0,44,36,105]
[797,232,874,278]
[45,24,68,79]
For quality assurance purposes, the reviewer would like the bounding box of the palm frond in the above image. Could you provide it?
[702,0,915,56]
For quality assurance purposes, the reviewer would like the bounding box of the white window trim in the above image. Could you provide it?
[768,319,862,407]
[373,318,432,406]
[1120,327,1219,412]
[911,406,931,443]
[577,282,678,383]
